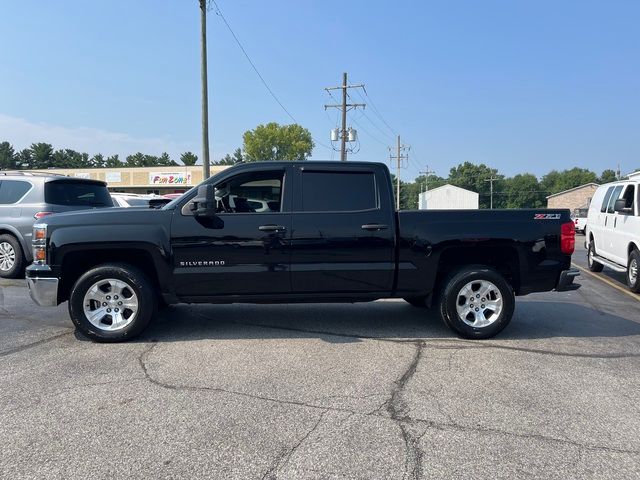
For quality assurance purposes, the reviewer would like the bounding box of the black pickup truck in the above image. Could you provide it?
[26,161,579,342]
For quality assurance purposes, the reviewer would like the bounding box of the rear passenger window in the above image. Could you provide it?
[302,171,377,212]
[0,180,31,204]
[606,185,624,213]
[600,187,615,213]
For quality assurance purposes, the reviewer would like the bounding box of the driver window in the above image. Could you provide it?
[214,170,284,214]
[620,184,635,215]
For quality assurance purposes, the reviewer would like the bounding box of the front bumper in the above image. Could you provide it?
[26,265,59,307]
[556,268,581,292]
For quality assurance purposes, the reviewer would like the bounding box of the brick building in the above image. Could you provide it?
[546,183,599,211]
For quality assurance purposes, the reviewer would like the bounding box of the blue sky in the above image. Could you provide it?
[1,0,638,180]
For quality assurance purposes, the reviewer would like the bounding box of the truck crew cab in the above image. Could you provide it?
[26,161,579,342]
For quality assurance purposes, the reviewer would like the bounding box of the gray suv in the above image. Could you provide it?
[0,172,113,278]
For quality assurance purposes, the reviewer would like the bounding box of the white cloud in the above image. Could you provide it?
[0,113,199,160]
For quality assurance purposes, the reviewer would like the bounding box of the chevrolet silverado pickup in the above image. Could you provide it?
[26,161,580,342]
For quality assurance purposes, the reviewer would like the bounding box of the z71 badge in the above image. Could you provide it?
[534,213,561,220]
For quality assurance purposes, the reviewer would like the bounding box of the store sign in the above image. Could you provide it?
[149,172,192,185]
[105,172,122,183]
[74,172,91,179]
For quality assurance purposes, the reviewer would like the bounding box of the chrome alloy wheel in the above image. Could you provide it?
[630,258,638,285]
[0,241,16,272]
[455,280,503,328]
[82,278,139,331]
[588,246,594,267]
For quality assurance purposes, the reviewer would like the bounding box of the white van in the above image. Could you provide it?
[585,171,640,292]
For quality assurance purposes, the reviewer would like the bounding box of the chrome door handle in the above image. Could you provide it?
[361,224,388,231]
[258,224,286,232]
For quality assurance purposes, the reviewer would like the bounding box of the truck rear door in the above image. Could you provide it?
[289,165,395,294]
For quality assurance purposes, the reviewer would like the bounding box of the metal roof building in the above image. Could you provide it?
[418,184,479,210]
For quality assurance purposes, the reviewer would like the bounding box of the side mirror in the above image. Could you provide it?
[614,198,627,213]
[191,184,217,217]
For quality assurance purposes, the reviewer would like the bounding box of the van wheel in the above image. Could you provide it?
[439,266,515,339]
[628,249,640,293]
[68,263,156,342]
[587,241,604,273]
[0,234,24,279]
[403,297,427,308]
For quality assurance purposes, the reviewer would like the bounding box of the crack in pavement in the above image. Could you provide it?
[0,330,73,358]
[137,339,640,475]
[261,410,328,480]
[383,342,425,480]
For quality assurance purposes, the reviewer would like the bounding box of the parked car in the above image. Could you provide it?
[585,172,640,292]
[0,172,113,278]
[110,193,171,208]
[26,161,579,342]
[572,207,588,234]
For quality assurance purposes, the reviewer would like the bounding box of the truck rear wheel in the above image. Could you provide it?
[439,267,515,339]
[68,263,156,342]
[628,249,640,293]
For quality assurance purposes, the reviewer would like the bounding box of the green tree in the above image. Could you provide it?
[243,123,314,161]
[30,143,54,169]
[448,162,504,208]
[598,169,617,184]
[540,168,597,195]
[90,153,105,168]
[0,141,15,170]
[15,148,32,169]
[503,174,545,208]
[158,152,178,166]
[105,154,122,167]
[180,151,198,166]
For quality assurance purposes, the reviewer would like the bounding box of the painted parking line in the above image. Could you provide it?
[572,263,640,302]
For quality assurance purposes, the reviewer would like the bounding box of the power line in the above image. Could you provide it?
[207,0,332,155]
[208,0,298,124]
[324,72,366,161]
[360,86,398,136]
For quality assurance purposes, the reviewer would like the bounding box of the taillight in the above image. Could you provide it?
[561,221,575,255]
[34,211,53,220]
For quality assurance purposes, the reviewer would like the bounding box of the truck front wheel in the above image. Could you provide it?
[68,263,156,342]
[439,267,515,339]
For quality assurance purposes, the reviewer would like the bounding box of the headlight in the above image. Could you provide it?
[32,224,47,265]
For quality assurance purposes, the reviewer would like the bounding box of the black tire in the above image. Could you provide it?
[403,297,427,308]
[587,240,604,273]
[628,249,640,293]
[68,263,156,342]
[438,266,515,339]
[0,234,24,279]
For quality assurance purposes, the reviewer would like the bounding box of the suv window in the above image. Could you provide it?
[302,171,377,212]
[0,180,32,204]
[215,170,283,214]
[45,181,113,207]
[606,185,624,213]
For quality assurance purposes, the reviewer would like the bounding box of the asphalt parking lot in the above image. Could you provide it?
[1,240,639,479]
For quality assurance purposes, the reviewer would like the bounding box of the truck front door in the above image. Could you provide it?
[171,167,292,297]
[289,165,395,295]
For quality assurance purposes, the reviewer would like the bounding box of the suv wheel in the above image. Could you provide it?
[68,263,156,342]
[587,240,604,273]
[0,234,24,279]
[439,266,515,339]
[628,249,640,293]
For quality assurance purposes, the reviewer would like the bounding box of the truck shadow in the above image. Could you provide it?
[134,299,640,344]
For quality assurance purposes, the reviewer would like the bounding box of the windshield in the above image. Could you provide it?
[45,181,113,207]
[125,198,152,206]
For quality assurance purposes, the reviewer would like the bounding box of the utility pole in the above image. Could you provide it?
[485,176,498,209]
[324,72,365,161]
[388,135,409,209]
[200,0,211,178]
[418,165,435,210]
